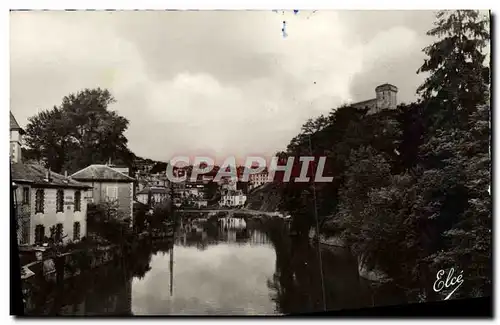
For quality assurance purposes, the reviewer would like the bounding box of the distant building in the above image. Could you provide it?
[136,186,170,208]
[136,172,169,194]
[134,159,155,176]
[350,83,398,114]
[71,164,135,226]
[219,189,247,207]
[185,181,206,198]
[249,171,269,190]
[221,177,237,191]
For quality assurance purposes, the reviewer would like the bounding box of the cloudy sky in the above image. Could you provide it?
[10,10,438,163]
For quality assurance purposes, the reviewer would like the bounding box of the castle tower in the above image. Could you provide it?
[10,112,24,163]
[375,83,398,111]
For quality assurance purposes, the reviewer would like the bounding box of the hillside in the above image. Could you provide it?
[245,182,284,212]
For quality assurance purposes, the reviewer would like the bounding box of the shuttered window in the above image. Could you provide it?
[56,190,64,212]
[35,189,44,213]
[22,187,30,204]
[106,185,118,201]
[74,191,81,212]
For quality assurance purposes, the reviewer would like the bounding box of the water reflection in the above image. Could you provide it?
[265,219,407,314]
[24,216,406,316]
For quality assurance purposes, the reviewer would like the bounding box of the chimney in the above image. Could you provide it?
[64,170,68,178]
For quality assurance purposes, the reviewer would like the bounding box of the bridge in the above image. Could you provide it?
[175,208,283,218]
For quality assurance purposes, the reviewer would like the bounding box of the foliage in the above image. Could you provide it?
[133,203,149,233]
[265,10,491,302]
[148,201,172,230]
[87,202,130,244]
[417,10,490,130]
[23,88,135,173]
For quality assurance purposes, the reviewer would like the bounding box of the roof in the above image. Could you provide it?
[11,163,90,189]
[10,112,24,133]
[375,83,398,92]
[351,98,377,109]
[137,187,169,195]
[71,164,135,182]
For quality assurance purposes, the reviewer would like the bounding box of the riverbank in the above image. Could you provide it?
[308,229,391,283]
[20,229,174,288]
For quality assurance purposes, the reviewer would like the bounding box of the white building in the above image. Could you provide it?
[221,178,237,191]
[219,190,247,207]
[12,164,91,246]
[249,171,269,190]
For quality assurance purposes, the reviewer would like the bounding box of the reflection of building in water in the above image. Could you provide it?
[219,217,247,229]
[174,218,270,247]
[169,247,174,297]
[249,230,270,245]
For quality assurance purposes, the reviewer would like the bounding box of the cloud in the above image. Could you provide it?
[10,10,437,163]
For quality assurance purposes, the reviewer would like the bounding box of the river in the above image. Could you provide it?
[23,216,407,315]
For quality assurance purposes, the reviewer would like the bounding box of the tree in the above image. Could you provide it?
[417,10,490,129]
[133,203,149,233]
[148,201,172,230]
[86,202,128,243]
[413,10,491,299]
[420,104,491,299]
[23,106,69,172]
[23,88,134,173]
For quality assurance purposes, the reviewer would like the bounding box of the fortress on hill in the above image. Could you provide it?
[350,83,398,114]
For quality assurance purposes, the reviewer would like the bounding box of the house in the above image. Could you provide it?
[221,178,237,191]
[71,164,135,226]
[136,171,170,194]
[136,186,170,208]
[219,189,247,207]
[350,83,398,114]
[185,181,206,197]
[12,163,91,246]
[10,112,91,246]
[249,170,269,191]
[108,164,131,177]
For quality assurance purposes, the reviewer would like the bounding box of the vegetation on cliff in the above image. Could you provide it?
[264,10,490,301]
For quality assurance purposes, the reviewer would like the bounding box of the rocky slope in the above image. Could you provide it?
[245,182,284,212]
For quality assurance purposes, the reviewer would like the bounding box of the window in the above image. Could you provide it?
[35,225,45,245]
[35,189,44,213]
[73,222,81,241]
[106,185,118,201]
[56,190,64,212]
[22,187,29,204]
[55,223,63,243]
[74,191,81,212]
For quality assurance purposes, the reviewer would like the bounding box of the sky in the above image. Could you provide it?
[10,10,440,164]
